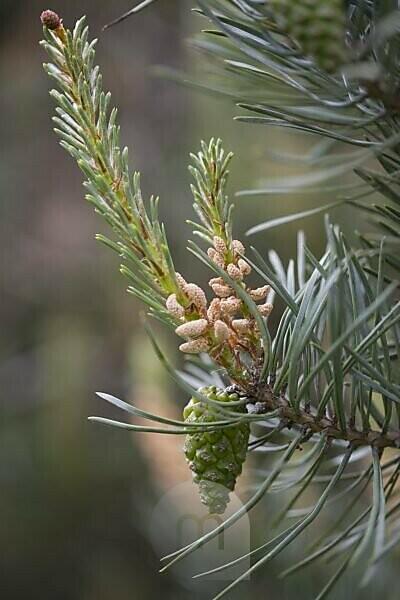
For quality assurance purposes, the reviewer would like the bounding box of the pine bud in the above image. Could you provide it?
[213,236,227,255]
[175,319,209,339]
[232,319,252,335]
[259,302,274,317]
[220,297,242,316]
[214,320,231,342]
[232,240,245,256]
[238,258,251,277]
[250,285,270,302]
[207,248,225,269]
[227,263,243,281]
[185,283,207,313]
[40,9,62,30]
[207,298,222,324]
[166,294,185,319]
[179,338,210,354]
[210,283,233,298]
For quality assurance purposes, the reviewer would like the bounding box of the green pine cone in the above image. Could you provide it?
[183,386,250,515]
[269,0,348,72]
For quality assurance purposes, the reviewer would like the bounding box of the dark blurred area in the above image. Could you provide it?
[1,2,397,599]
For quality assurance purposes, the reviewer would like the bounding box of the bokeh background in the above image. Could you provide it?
[0,2,398,599]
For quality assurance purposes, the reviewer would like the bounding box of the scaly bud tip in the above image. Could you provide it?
[40,9,61,30]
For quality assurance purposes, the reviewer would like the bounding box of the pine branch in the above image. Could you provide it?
[40,9,400,600]
[41,12,180,321]
[40,10,274,385]
[184,0,400,270]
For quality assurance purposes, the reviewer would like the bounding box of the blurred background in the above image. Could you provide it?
[0,1,397,599]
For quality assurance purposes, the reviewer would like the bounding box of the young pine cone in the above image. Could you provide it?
[269,0,348,72]
[183,386,250,514]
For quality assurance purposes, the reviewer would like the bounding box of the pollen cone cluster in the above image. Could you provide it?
[165,236,273,360]
[269,0,348,72]
[183,386,250,514]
